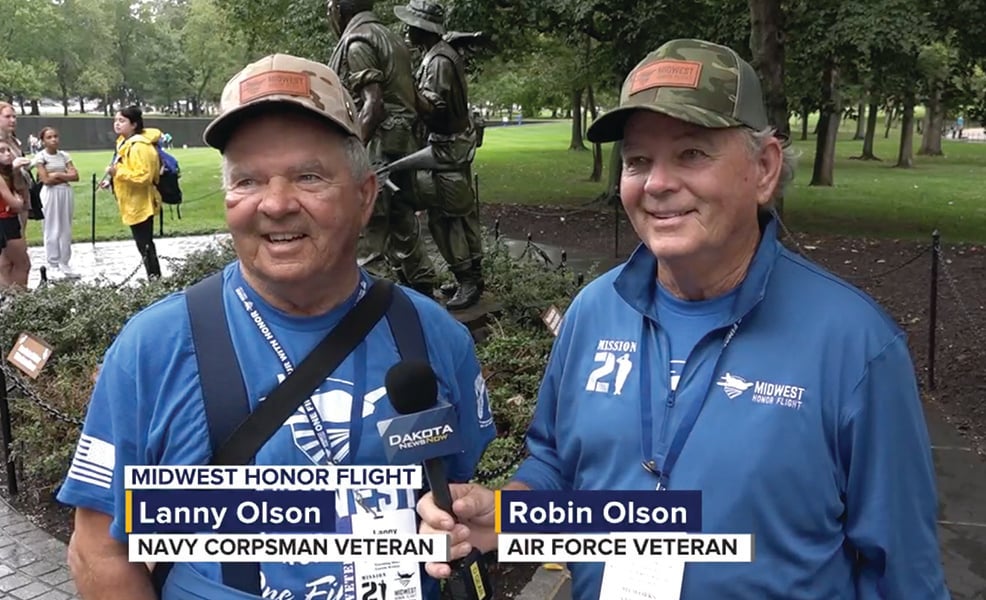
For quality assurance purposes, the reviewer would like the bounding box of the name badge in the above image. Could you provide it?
[600,560,684,600]
[350,507,423,600]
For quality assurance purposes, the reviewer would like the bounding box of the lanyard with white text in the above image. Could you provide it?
[638,318,740,490]
[234,285,367,465]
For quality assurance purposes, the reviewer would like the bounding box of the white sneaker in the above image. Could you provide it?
[44,266,64,281]
[58,264,81,279]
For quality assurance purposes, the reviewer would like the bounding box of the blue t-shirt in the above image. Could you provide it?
[58,263,496,599]
[655,282,738,394]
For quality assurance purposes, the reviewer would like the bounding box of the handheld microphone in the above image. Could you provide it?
[383,360,493,600]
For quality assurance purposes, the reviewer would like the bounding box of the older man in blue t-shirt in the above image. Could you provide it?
[57,54,495,600]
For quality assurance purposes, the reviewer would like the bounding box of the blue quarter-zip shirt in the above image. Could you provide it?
[513,218,949,599]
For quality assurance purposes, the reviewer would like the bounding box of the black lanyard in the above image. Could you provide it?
[638,318,740,489]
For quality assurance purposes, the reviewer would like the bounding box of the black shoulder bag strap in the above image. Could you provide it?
[207,278,394,466]
[152,273,395,596]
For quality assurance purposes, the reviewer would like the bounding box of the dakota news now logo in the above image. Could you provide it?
[388,424,454,450]
[716,373,806,410]
[376,404,463,464]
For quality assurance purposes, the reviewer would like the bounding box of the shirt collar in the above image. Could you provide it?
[614,214,780,326]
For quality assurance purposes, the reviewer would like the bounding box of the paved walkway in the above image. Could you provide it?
[4,233,986,599]
[25,232,230,290]
[0,498,77,599]
[955,126,985,142]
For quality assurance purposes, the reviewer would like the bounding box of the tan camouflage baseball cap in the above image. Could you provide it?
[586,39,768,143]
[203,53,360,150]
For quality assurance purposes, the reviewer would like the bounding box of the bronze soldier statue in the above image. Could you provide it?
[395,0,484,311]
[327,0,437,296]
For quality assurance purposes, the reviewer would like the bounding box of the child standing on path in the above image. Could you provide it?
[35,127,80,279]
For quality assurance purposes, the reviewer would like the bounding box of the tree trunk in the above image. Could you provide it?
[569,88,587,151]
[29,99,39,116]
[79,96,85,114]
[810,61,840,187]
[918,86,944,156]
[884,105,896,138]
[896,95,915,168]
[587,85,603,181]
[604,141,623,203]
[60,84,70,116]
[853,101,865,139]
[858,100,880,160]
[749,0,789,140]
[800,102,809,140]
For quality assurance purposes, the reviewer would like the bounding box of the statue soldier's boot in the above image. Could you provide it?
[446,268,482,311]
[446,280,481,311]
[439,281,458,298]
[471,256,485,296]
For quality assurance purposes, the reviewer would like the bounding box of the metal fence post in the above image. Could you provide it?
[91,173,97,246]
[928,230,940,391]
[0,369,18,495]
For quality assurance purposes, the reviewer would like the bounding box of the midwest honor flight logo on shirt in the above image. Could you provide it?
[717,373,755,399]
[270,375,387,465]
[717,373,806,410]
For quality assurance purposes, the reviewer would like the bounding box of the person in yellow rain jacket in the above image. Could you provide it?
[102,105,162,278]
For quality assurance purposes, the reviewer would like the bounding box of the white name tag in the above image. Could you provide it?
[350,507,423,600]
[600,560,684,600]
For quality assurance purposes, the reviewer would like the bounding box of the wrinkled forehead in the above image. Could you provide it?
[621,110,725,146]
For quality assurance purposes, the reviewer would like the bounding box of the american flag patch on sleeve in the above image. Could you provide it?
[67,434,115,489]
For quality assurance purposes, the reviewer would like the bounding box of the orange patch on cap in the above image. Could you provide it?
[239,71,311,103]
[629,60,703,94]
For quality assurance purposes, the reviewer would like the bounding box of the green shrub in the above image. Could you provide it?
[0,242,237,496]
[470,237,591,484]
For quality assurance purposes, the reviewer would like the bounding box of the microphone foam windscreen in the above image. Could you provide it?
[385,360,438,415]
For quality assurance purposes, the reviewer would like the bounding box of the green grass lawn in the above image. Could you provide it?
[476,121,986,243]
[39,119,986,245]
[782,128,986,244]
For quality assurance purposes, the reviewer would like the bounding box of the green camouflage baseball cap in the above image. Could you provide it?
[586,39,768,143]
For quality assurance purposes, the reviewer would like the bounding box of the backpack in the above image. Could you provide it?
[26,170,43,220]
[155,145,183,209]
